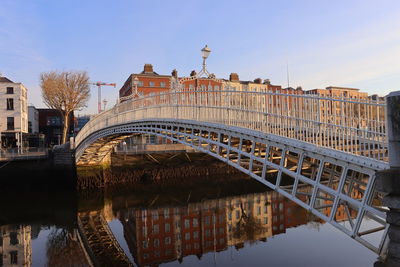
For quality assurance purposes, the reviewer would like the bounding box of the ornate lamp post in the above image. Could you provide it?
[197,45,211,77]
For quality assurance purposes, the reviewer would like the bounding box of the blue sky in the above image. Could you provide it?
[1,0,400,114]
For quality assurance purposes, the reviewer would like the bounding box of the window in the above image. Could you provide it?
[9,232,18,245]
[7,117,14,130]
[138,81,143,86]
[143,253,149,259]
[142,226,147,236]
[47,116,61,126]
[264,217,268,224]
[152,224,159,234]
[214,85,220,90]
[184,219,190,228]
[164,208,169,218]
[193,231,199,239]
[165,223,170,232]
[205,229,211,237]
[205,216,210,225]
[149,81,155,87]
[160,82,166,87]
[165,237,171,245]
[185,232,190,240]
[6,87,13,94]
[193,218,198,227]
[258,207,261,215]
[6,98,13,110]
[10,251,18,264]
[142,241,148,248]
[152,211,159,220]
[154,239,159,247]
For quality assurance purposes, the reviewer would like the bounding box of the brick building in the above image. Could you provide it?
[119,64,172,98]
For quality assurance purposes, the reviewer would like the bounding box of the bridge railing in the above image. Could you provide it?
[76,90,387,162]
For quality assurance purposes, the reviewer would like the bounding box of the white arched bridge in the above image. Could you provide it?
[74,89,391,256]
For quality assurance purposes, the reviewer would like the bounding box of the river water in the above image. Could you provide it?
[0,161,384,267]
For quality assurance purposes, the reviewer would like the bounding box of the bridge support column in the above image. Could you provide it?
[376,91,400,266]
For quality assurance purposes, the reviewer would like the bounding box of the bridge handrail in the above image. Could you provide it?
[76,89,388,162]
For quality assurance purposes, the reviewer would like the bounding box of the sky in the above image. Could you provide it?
[1,0,400,115]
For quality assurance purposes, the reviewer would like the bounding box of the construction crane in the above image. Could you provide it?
[90,82,116,113]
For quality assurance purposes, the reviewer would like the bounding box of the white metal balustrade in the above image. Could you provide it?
[76,90,387,162]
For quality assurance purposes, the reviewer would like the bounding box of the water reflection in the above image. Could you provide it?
[114,190,312,267]
[0,170,385,267]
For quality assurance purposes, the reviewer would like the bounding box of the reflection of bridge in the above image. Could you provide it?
[74,89,393,255]
[77,211,133,266]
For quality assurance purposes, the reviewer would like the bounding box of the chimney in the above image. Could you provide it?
[254,78,262,84]
[190,70,197,77]
[143,64,154,74]
[171,69,178,78]
[229,73,239,82]
[263,79,271,85]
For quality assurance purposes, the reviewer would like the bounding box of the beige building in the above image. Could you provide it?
[225,192,272,246]
[0,75,28,147]
[306,86,368,99]
[0,225,32,267]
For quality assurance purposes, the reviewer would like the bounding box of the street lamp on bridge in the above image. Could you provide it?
[197,45,211,77]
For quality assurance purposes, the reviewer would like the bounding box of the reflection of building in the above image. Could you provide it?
[0,75,28,148]
[119,190,310,266]
[226,192,272,246]
[0,225,32,267]
[38,109,74,146]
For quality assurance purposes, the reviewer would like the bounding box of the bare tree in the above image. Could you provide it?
[40,71,90,144]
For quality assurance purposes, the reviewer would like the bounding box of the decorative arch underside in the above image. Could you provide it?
[75,119,389,255]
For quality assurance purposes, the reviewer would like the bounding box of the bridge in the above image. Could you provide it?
[74,88,398,256]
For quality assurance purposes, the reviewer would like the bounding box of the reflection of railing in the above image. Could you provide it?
[77,211,133,266]
[76,90,387,162]
[0,147,48,161]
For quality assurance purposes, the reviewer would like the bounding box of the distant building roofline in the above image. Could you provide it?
[326,86,360,91]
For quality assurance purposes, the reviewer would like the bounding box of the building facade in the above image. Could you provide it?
[0,225,32,267]
[0,75,28,147]
[37,109,74,146]
[28,106,39,134]
[119,64,172,98]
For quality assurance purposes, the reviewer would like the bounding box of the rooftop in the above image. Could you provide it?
[0,76,14,83]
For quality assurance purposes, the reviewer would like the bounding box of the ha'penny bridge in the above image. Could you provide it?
[73,89,400,258]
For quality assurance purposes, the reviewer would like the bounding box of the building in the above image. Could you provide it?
[0,225,32,267]
[306,86,368,99]
[37,109,74,146]
[119,64,172,98]
[0,75,28,148]
[28,106,39,134]
[74,115,93,134]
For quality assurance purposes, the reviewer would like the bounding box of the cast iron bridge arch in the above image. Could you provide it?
[74,89,390,256]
